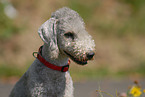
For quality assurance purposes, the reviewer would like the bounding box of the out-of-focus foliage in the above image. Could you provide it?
[120,0,145,14]
[116,0,145,36]
[68,0,99,20]
[67,0,145,37]
[0,0,145,80]
[0,2,19,41]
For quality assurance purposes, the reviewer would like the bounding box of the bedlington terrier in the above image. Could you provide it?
[9,7,95,97]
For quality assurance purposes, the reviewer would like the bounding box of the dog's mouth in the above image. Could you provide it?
[64,51,88,65]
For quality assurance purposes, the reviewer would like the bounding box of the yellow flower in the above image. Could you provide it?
[129,86,142,97]
[143,89,145,93]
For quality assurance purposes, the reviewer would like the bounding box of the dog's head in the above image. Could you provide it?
[38,7,95,65]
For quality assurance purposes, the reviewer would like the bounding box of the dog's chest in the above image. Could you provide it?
[28,61,74,97]
[30,70,73,97]
[30,75,65,96]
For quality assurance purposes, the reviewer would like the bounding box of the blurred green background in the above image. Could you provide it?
[0,0,145,82]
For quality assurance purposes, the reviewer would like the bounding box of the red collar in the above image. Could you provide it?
[34,46,70,72]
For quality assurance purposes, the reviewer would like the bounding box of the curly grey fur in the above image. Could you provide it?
[9,7,95,97]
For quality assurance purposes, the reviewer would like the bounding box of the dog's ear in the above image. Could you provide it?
[38,18,57,44]
[38,18,59,58]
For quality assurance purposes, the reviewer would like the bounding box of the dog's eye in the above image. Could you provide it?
[64,32,74,40]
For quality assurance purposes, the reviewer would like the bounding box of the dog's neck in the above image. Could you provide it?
[41,44,69,67]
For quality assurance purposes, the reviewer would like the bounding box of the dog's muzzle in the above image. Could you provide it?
[64,51,95,65]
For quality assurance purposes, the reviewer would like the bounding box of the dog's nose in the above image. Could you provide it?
[87,51,95,60]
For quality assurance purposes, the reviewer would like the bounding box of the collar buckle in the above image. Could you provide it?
[61,65,69,72]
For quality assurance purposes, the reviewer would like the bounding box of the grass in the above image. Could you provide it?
[70,66,110,81]
[116,61,145,78]
[0,65,23,77]
[70,63,145,81]
[0,64,29,78]
[0,61,145,81]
